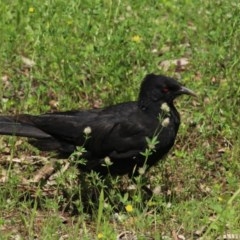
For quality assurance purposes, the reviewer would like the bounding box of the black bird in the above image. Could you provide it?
[0,74,196,176]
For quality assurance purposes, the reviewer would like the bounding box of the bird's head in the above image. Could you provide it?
[138,74,196,110]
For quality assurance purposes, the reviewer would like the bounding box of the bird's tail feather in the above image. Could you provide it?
[0,116,51,138]
[0,115,75,155]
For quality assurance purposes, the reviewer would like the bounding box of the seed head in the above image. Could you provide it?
[138,166,146,175]
[161,102,170,113]
[104,156,113,166]
[83,126,92,135]
[161,117,170,127]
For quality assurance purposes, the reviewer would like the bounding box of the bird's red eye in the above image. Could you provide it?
[162,87,169,93]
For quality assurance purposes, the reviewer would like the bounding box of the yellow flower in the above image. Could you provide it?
[218,197,223,202]
[125,204,133,212]
[67,20,73,25]
[97,233,103,239]
[29,7,35,13]
[131,35,141,43]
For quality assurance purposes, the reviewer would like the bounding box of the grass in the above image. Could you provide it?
[0,0,240,239]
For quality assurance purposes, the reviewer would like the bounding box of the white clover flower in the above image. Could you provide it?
[160,102,170,113]
[138,167,146,175]
[83,126,92,135]
[104,156,113,166]
[161,117,170,127]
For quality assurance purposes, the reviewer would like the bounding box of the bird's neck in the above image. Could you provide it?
[138,99,180,123]
[138,99,168,115]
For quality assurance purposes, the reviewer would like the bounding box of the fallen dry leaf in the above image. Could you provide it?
[159,58,189,72]
[49,99,59,109]
[31,162,56,183]
[217,234,240,240]
[117,231,137,240]
[21,56,36,68]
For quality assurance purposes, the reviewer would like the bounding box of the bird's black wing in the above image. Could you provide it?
[27,103,155,159]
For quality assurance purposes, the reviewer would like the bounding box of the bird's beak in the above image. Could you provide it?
[179,86,197,97]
